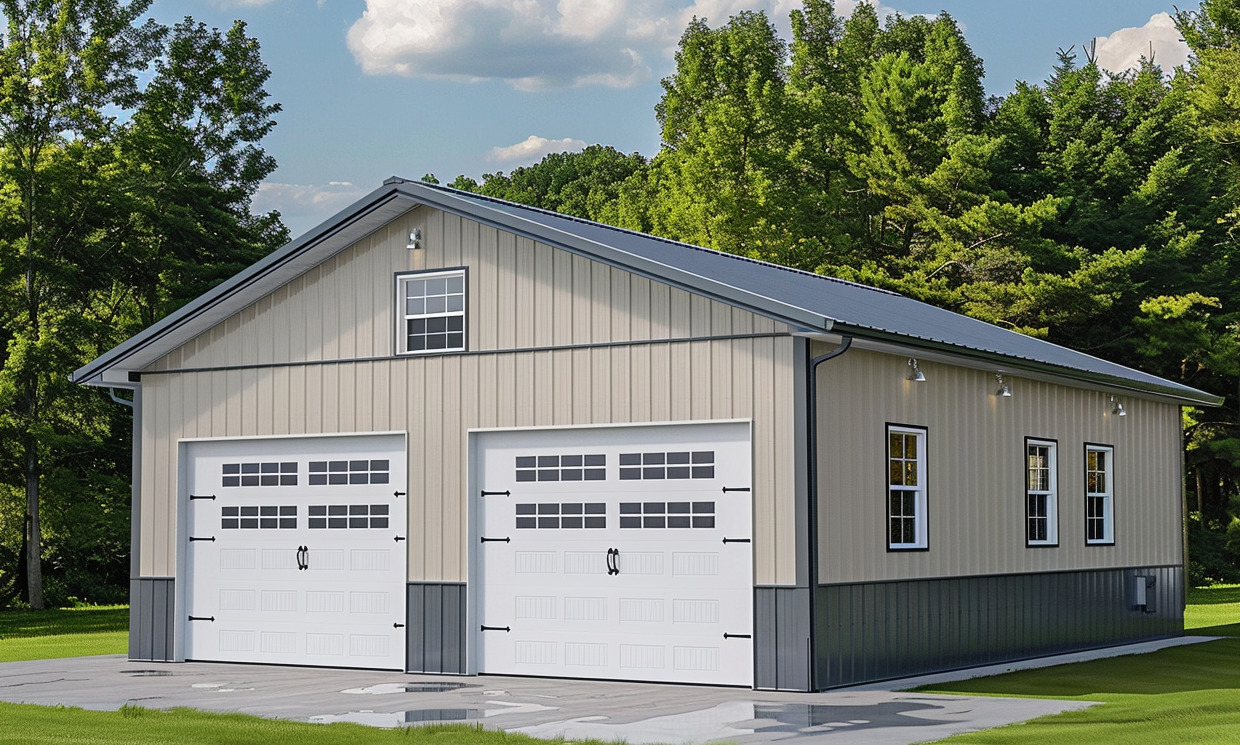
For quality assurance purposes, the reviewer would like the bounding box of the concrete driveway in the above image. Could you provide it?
[0,637,1212,745]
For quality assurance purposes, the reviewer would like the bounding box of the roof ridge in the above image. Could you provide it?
[401,177,904,298]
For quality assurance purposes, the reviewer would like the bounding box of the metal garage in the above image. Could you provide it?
[183,434,407,669]
[473,422,754,686]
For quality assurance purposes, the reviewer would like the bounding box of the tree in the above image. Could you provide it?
[0,2,284,607]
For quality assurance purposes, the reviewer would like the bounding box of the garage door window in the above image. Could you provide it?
[308,460,389,485]
[222,462,298,487]
[619,451,715,480]
[619,501,715,528]
[221,505,297,529]
[515,502,606,529]
[515,454,606,482]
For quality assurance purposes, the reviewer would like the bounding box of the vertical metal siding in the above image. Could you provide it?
[406,582,467,674]
[815,566,1183,688]
[817,348,1183,583]
[129,577,175,662]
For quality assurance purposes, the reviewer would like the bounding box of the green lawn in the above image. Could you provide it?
[0,605,128,662]
[918,584,1240,744]
[0,707,605,745]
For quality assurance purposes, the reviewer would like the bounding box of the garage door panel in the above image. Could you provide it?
[477,422,753,686]
[185,435,407,670]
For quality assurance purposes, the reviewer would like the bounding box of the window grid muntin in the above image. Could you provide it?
[515,454,606,483]
[1026,440,1058,546]
[887,425,927,550]
[308,503,391,529]
[398,270,466,354]
[222,462,298,488]
[1085,444,1114,544]
[515,502,606,529]
[618,451,715,480]
[222,505,297,529]
[619,501,715,529]
[308,459,390,486]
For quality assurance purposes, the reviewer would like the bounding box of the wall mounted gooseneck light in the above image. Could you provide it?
[1110,395,1127,417]
[994,373,1012,397]
[907,358,926,382]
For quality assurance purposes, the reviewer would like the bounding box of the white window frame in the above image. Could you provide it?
[1025,438,1058,547]
[886,424,928,551]
[395,268,467,355]
[1085,443,1115,545]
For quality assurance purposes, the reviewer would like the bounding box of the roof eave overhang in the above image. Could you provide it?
[800,326,1223,407]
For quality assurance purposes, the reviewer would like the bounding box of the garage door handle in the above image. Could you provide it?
[189,494,216,500]
[296,546,308,571]
[394,623,405,629]
[394,491,406,498]
[481,490,511,497]
[481,625,511,632]
[189,536,215,542]
[480,536,511,543]
[606,548,619,575]
[394,535,406,542]
[188,616,215,622]
[722,537,751,544]
[723,633,751,639]
[722,486,750,493]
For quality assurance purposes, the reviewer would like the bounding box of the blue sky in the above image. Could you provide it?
[148,0,1192,236]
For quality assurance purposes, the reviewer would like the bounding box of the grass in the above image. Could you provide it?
[917,584,1240,744]
[0,707,609,745]
[0,605,128,662]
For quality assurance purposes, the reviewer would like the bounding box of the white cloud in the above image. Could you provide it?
[1094,13,1189,74]
[488,135,588,164]
[345,0,900,90]
[251,181,369,220]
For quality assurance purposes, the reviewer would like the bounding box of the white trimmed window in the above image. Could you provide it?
[1025,439,1058,546]
[1085,444,1114,545]
[397,269,466,354]
[887,425,928,550]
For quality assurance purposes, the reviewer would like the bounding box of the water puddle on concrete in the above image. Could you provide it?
[122,670,173,677]
[309,700,557,728]
[341,681,478,695]
[751,701,961,734]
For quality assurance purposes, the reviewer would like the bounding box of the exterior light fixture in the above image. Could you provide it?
[995,373,1012,397]
[1110,395,1126,417]
[407,228,422,250]
[907,358,926,382]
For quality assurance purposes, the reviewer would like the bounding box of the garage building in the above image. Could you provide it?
[73,177,1220,690]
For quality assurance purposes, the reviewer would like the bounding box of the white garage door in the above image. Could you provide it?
[475,422,753,686]
[184,434,407,670]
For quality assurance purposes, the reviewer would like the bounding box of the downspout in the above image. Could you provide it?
[806,335,853,691]
[109,388,135,408]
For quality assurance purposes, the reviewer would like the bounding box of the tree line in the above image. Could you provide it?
[0,0,285,608]
[4,0,1240,608]
[438,0,1240,583]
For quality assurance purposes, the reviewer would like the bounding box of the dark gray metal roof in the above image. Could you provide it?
[73,177,1221,406]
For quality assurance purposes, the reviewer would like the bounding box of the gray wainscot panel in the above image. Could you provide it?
[815,566,1183,688]
[406,582,467,674]
[129,577,175,662]
[754,586,812,691]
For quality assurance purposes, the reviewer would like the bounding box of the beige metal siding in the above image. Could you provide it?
[150,207,779,372]
[136,209,798,585]
[817,347,1183,583]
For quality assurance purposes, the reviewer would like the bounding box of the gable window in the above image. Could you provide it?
[887,424,928,550]
[1085,444,1114,545]
[1025,439,1058,546]
[397,269,466,354]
